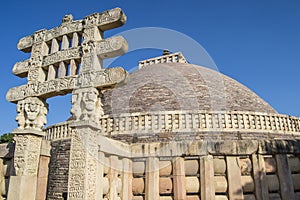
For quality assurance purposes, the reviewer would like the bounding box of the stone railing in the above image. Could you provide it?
[44,121,73,140]
[99,110,300,136]
[44,111,300,140]
[138,52,187,69]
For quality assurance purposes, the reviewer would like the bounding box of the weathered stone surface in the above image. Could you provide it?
[276,154,295,200]
[159,161,172,176]
[266,175,279,192]
[7,68,128,103]
[15,97,48,131]
[239,158,252,175]
[71,87,104,124]
[132,178,144,195]
[264,156,277,173]
[226,157,243,200]
[36,155,50,200]
[208,140,258,155]
[215,196,228,200]
[292,174,300,190]
[200,155,215,200]
[133,162,145,176]
[185,177,200,193]
[145,157,159,200]
[47,139,71,199]
[241,176,254,193]
[213,158,226,175]
[159,178,172,194]
[186,196,200,200]
[214,176,227,193]
[7,176,37,200]
[184,160,198,176]
[288,157,300,173]
[243,194,256,200]
[173,157,186,200]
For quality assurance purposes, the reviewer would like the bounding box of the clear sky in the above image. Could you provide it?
[0,0,300,134]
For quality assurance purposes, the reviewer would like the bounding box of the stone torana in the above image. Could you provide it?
[2,7,300,200]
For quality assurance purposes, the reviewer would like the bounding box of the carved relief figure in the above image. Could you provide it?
[16,97,48,130]
[71,88,104,123]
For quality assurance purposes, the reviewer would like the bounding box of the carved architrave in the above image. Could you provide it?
[16,97,48,131]
[7,68,127,103]
[13,134,42,176]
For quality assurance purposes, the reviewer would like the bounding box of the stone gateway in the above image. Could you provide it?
[1,7,300,200]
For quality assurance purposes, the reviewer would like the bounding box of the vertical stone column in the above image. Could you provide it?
[36,140,51,200]
[108,156,119,200]
[67,121,100,200]
[226,156,244,200]
[173,157,186,200]
[7,133,44,200]
[200,155,215,200]
[276,154,295,200]
[7,97,48,200]
[252,154,269,200]
[121,158,133,200]
[145,157,159,200]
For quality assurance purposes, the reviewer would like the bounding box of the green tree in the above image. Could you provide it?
[0,133,14,144]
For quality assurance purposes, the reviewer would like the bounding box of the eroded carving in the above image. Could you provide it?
[13,135,42,176]
[71,88,104,124]
[16,97,48,130]
[7,68,127,102]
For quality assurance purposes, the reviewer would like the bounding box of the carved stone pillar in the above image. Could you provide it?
[7,97,48,200]
[68,87,102,200]
[67,121,100,200]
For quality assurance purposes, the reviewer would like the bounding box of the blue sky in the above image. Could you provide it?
[0,0,300,133]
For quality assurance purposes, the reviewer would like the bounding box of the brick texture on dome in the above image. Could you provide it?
[102,63,276,115]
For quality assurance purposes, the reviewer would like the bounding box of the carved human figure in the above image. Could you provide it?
[16,97,48,130]
[16,100,25,129]
[70,93,82,120]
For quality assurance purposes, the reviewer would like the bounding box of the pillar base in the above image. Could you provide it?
[7,176,37,200]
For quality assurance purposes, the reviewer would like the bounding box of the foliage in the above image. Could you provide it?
[0,133,14,144]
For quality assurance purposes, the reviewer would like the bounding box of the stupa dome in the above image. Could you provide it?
[102,61,276,115]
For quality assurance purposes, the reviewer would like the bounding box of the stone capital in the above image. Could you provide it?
[12,128,46,137]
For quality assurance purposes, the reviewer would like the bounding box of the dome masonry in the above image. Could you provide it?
[102,53,276,115]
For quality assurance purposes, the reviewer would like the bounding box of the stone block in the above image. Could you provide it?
[264,156,276,173]
[103,177,109,195]
[213,158,226,175]
[159,197,172,200]
[241,176,254,193]
[268,193,281,200]
[186,195,200,200]
[292,174,300,190]
[244,194,256,200]
[239,158,252,175]
[215,195,228,200]
[132,178,144,195]
[7,176,37,200]
[226,157,243,200]
[185,177,199,193]
[266,175,279,192]
[159,161,172,176]
[214,176,227,193]
[159,178,172,194]
[184,160,198,175]
[133,162,145,176]
[288,157,300,173]
[133,196,144,200]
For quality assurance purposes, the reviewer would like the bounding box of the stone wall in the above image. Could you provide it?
[46,139,71,200]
